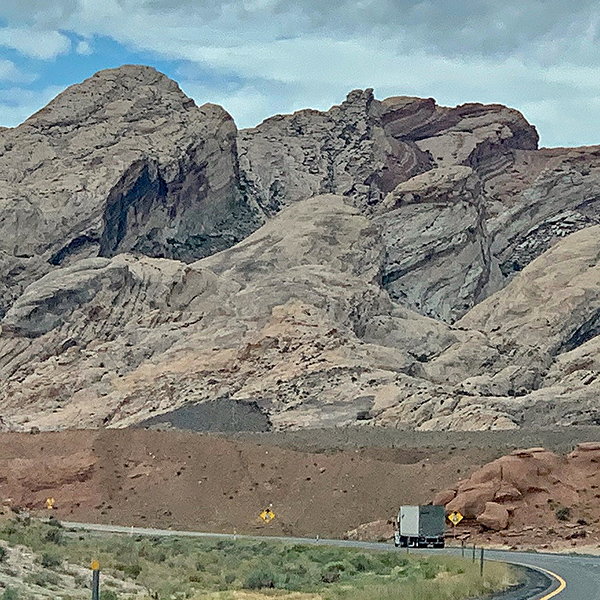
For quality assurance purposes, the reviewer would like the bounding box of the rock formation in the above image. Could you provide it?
[0,65,261,319]
[1,65,600,431]
[437,444,600,537]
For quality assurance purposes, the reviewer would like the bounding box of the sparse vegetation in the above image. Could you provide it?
[0,517,515,600]
[1,587,18,600]
[555,506,571,521]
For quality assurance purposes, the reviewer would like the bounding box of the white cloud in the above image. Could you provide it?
[0,0,599,145]
[0,27,71,59]
[0,59,36,83]
[0,85,64,127]
[76,39,92,55]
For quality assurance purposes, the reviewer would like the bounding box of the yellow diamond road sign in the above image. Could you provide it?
[260,508,275,523]
[448,511,463,526]
[91,560,100,571]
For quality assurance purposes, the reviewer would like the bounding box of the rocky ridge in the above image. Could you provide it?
[1,65,600,431]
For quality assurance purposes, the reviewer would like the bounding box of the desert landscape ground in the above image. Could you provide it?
[0,426,598,553]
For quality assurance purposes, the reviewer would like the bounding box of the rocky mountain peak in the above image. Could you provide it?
[1,66,600,433]
[24,65,199,131]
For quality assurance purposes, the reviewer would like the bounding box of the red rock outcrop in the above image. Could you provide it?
[438,444,600,537]
[477,502,509,530]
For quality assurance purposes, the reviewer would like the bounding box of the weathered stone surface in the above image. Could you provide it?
[433,489,456,506]
[477,502,509,530]
[446,482,497,519]
[494,482,523,503]
[2,68,600,432]
[0,65,260,317]
[240,94,543,323]
[344,519,394,542]
[0,195,459,430]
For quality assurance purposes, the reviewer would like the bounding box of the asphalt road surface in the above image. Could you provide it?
[62,521,600,599]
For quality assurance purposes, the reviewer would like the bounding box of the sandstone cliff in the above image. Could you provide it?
[1,65,600,432]
[0,65,261,319]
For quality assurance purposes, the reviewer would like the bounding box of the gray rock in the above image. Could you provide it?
[3,68,600,433]
[0,65,261,316]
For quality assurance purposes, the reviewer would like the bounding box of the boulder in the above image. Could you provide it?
[477,502,509,531]
[494,482,522,503]
[446,482,497,519]
[433,489,457,506]
[344,519,394,542]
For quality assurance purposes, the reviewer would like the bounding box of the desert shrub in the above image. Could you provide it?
[100,590,119,600]
[245,567,276,589]
[24,571,61,587]
[0,546,7,563]
[349,553,372,572]
[1,587,18,600]
[321,561,346,583]
[555,506,571,521]
[44,527,64,545]
[40,550,62,568]
[115,562,142,578]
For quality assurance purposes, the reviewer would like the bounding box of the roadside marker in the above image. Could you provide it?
[447,511,463,539]
[91,560,100,600]
[260,508,275,522]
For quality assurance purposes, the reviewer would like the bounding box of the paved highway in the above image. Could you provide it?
[62,521,600,599]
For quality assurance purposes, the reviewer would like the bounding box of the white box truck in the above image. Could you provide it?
[394,505,445,548]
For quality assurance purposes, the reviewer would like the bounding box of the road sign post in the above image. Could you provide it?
[480,548,484,577]
[447,511,463,540]
[91,560,100,600]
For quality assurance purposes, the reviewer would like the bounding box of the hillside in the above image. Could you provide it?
[1,65,600,431]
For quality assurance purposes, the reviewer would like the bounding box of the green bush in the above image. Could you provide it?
[350,554,373,572]
[245,567,276,589]
[44,527,64,545]
[555,506,571,521]
[321,561,346,583]
[40,551,62,568]
[24,571,61,588]
[114,563,142,578]
[100,590,118,600]
[1,587,18,600]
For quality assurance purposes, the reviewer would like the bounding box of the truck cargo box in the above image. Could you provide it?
[395,505,445,548]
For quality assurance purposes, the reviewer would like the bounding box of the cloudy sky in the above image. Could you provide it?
[0,0,598,147]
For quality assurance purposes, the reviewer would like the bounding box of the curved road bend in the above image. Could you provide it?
[62,521,600,599]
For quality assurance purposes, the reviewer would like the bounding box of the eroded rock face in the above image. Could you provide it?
[0,65,261,317]
[477,502,509,531]
[438,446,600,537]
[2,67,600,432]
[240,93,543,323]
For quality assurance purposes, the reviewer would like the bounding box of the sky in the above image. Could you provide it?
[0,1,598,147]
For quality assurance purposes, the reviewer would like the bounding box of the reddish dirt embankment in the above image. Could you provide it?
[2,429,600,550]
[0,429,468,538]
